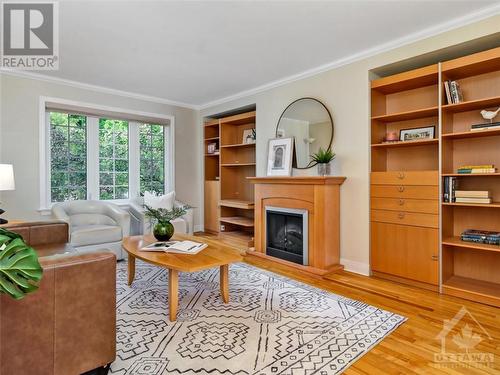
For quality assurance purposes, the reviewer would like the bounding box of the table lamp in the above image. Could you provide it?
[0,164,15,225]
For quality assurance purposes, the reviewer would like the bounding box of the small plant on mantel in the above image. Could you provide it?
[310,147,336,175]
[144,204,191,241]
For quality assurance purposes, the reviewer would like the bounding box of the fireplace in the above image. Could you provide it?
[265,206,308,265]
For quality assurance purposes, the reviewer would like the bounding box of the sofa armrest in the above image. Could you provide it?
[174,200,194,234]
[52,204,70,225]
[104,204,131,237]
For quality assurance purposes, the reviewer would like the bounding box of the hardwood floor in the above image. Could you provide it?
[193,232,500,374]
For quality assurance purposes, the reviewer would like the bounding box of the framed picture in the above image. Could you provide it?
[207,143,217,154]
[267,137,294,176]
[242,128,256,144]
[400,126,435,142]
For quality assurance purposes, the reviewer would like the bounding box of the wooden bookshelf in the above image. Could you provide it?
[440,47,500,307]
[370,64,440,289]
[203,110,256,245]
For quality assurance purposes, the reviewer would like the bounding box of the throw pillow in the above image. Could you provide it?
[144,191,175,210]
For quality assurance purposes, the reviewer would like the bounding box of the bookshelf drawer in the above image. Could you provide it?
[371,209,439,228]
[371,197,439,214]
[371,222,438,285]
[371,171,438,186]
[371,185,438,199]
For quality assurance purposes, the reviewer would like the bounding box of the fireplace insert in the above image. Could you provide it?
[265,206,308,265]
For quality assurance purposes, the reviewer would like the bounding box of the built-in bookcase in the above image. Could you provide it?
[440,47,500,307]
[203,110,256,249]
[370,46,500,307]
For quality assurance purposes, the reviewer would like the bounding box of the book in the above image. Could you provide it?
[443,176,458,202]
[457,168,496,174]
[471,121,500,129]
[444,81,452,104]
[449,81,463,104]
[443,176,450,202]
[140,240,208,254]
[461,230,500,245]
[471,125,500,132]
[458,164,494,170]
[455,197,492,204]
[455,190,490,198]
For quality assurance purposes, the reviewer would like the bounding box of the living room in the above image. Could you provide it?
[0,2,499,374]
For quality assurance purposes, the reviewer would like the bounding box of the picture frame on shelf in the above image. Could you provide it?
[400,126,435,142]
[266,137,294,176]
[207,143,217,154]
[242,128,256,144]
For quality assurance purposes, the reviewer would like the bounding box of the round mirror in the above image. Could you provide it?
[276,98,334,169]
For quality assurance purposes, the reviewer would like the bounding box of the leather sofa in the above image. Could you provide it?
[52,200,130,260]
[0,221,116,375]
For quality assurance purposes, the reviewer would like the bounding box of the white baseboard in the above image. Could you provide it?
[194,224,204,233]
[340,258,370,276]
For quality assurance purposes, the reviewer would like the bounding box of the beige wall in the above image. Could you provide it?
[200,16,500,274]
[0,74,201,226]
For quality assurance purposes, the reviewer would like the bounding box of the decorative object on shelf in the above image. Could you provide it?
[457,164,496,174]
[399,126,435,142]
[311,147,335,176]
[383,131,399,143]
[0,227,43,299]
[242,128,256,144]
[461,229,499,246]
[480,107,500,123]
[144,204,191,241]
[0,164,15,225]
[207,143,217,154]
[266,137,294,176]
[275,97,333,169]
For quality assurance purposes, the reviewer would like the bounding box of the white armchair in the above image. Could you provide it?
[129,197,194,236]
[52,200,130,260]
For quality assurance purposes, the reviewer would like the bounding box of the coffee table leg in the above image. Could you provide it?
[220,264,229,303]
[169,269,179,322]
[128,254,136,286]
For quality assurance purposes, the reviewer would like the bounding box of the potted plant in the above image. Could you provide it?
[311,147,336,176]
[144,204,191,241]
[0,228,43,300]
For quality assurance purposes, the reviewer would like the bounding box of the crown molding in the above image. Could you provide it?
[197,4,500,110]
[0,69,199,110]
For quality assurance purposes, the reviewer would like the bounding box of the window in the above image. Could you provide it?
[43,103,174,208]
[140,124,165,194]
[99,119,129,200]
[49,112,87,202]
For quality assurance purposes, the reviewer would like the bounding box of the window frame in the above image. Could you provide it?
[39,97,175,212]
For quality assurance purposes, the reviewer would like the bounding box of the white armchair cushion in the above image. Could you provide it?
[71,224,122,247]
[144,191,175,210]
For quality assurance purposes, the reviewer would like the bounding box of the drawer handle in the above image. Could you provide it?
[431,255,439,261]
[397,172,405,179]
[399,199,405,206]
[398,212,405,219]
[398,186,405,192]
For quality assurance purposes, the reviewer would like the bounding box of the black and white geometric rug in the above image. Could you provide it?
[111,261,405,375]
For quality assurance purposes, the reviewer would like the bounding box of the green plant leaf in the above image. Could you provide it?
[310,147,335,164]
[0,233,43,300]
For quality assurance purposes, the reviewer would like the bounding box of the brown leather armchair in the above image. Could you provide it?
[0,221,116,375]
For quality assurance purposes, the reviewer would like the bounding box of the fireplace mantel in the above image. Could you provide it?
[247,175,346,276]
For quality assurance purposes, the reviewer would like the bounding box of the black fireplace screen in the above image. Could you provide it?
[266,210,305,265]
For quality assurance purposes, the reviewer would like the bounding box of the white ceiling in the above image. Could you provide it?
[34,1,500,107]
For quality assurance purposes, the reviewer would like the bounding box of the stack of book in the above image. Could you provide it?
[443,80,463,104]
[455,190,491,204]
[471,121,500,132]
[457,165,496,174]
[461,229,500,246]
[443,176,458,202]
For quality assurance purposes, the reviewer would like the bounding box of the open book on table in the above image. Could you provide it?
[140,240,207,254]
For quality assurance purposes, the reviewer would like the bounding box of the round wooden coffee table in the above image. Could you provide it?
[122,234,243,321]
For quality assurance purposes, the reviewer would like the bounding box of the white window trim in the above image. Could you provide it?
[39,96,175,214]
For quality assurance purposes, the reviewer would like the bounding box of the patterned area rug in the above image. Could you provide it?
[111,261,405,375]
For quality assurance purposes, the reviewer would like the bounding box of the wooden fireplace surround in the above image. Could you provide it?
[247,176,346,275]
